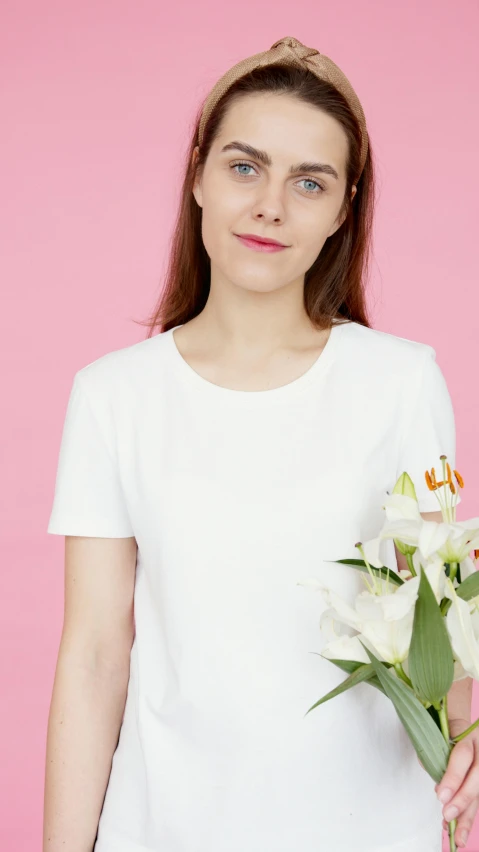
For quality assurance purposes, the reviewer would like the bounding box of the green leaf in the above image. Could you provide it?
[327,658,386,695]
[324,558,404,587]
[456,571,479,602]
[304,660,381,717]
[309,652,387,696]
[408,566,454,705]
[440,569,479,616]
[360,642,450,783]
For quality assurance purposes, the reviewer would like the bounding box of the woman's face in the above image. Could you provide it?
[192,92,356,295]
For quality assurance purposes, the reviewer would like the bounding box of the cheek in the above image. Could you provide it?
[300,218,329,255]
[301,202,339,246]
[203,173,244,220]
[200,186,247,250]
[199,203,235,264]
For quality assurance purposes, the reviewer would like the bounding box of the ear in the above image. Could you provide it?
[327,184,357,238]
[191,146,203,208]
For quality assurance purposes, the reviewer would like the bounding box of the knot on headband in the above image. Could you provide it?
[198,35,369,179]
[269,36,321,64]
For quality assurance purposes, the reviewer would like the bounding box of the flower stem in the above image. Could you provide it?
[405,552,417,577]
[438,696,457,852]
[440,598,452,616]
[394,662,413,688]
[451,715,479,743]
[449,562,458,584]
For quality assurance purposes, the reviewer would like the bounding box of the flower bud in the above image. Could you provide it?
[392,471,418,501]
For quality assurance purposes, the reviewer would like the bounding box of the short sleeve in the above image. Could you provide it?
[47,371,135,537]
[395,347,462,513]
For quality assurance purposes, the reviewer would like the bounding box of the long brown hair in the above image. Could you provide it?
[136,63,376,336]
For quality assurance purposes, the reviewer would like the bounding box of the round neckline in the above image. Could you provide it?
[165,320,352,406]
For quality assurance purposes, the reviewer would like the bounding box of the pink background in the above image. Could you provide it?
[1,1,478,849]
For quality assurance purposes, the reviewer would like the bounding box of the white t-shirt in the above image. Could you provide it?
[47,319,461,852]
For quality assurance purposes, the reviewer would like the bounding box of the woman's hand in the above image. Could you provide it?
[435,718,479,848]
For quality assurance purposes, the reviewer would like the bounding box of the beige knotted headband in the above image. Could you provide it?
[198,36,369,179]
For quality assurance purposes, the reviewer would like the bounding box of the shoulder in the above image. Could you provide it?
[73,331,171,398]
[338,321,437,376]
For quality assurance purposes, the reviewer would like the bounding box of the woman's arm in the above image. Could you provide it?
[43,535,137,852]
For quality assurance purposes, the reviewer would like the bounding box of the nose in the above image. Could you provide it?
[250,184,286,224]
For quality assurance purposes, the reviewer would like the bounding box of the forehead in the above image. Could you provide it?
[214,92,349,173]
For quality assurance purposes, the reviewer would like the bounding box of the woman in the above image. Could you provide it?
[44,36,466,852]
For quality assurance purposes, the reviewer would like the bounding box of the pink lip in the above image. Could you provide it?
[234,234,288,253]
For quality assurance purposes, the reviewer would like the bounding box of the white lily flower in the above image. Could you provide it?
[390,462,464,525]
[379,518,422,547]
[354,578,420,664]
[355,578,420,622]
[360,536,389,570]
[418,518,479,563]
[444,576,479,680]
[409,547,477,593]
[369,511,479,573]
[359,518,421,574]
[424,561,448,604]
[297,578,364,633]
[369,466,478,568]
[382,493,423,523]
[360,529,445,600]
[313,584,362,631]
[299,574,420,665]
[405,550,448,604]
[459,554,479,581]
[319,608,372,664]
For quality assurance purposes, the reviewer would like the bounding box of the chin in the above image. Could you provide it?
[232,273,287,294]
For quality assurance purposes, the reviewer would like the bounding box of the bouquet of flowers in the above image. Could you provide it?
[298,456,479,851]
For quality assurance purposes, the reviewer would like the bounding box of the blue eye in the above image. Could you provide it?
[232,163,255,177]
[298,178,323,194]
[230,162,325,194]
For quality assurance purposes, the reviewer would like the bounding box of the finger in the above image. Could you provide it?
[441,805,474,840]
[453,794,479,848]
[436,739,475,806]
[441,756,479,824]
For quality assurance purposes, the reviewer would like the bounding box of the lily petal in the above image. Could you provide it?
[355,577,419,623]
[382,493,422,522]
[418,521,450,560]
[457,517,479,532]
[445,580,479,680]
[360,612,415,664]
[360,536,387,569]
[459,555,478,581]
[321,634,371,664]
[319,607,356,642]
[423,560,448,604]
[379,519,421,546]
[319,587,363,631]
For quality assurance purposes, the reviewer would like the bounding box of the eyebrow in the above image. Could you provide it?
[220,140,340,181]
